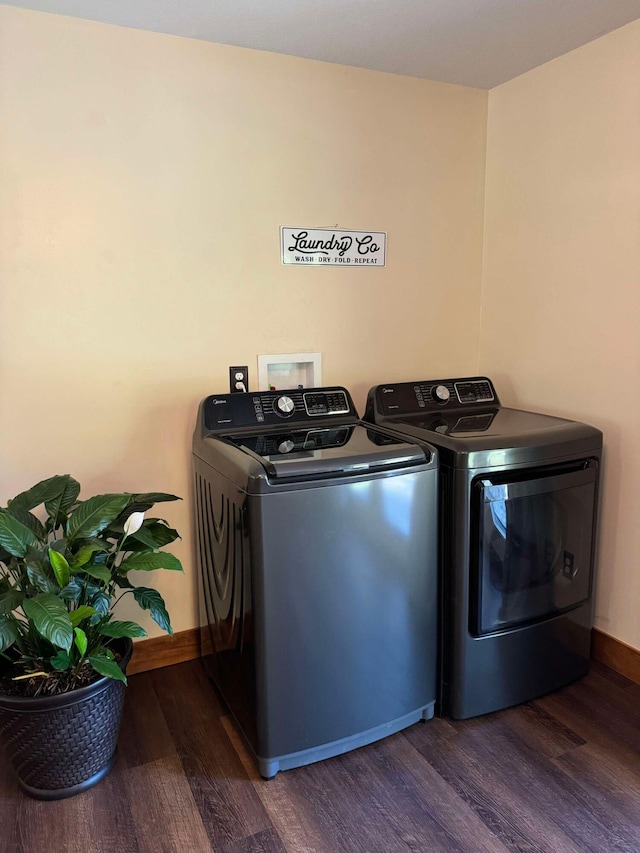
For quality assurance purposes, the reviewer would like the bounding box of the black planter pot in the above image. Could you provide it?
[0,638,133,800]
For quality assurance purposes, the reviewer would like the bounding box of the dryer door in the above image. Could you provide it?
[471,460,598,635]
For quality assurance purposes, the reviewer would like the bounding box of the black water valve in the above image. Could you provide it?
[229,366,249,394]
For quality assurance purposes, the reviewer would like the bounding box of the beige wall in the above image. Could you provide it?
[5,4,635,653]
[0,6,488,635]
[481,21,640,649]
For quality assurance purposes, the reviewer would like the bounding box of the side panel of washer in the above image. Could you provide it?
[193,455,259,746]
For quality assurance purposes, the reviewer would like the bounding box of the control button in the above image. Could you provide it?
[278,437,295,454]
[432,385,451,403]
[275,395,295,417]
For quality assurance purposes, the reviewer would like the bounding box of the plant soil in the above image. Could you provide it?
[0,654,121,698]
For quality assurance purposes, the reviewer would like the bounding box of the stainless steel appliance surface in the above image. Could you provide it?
[192,386,439,778]
[364,376,602,720]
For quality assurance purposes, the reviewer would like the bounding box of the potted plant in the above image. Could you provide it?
[0,474,183,799]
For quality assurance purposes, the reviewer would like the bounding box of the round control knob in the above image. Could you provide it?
[432,385,450,404]
[275,395,295,416]
[277,437,295,454]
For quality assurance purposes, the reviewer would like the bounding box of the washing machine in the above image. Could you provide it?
[192,386,438,777]
[364,376,602,720]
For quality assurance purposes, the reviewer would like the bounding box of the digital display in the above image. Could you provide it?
[455,383,478,403]
[304,391,349,416]
[454,381,494,404]
[304,394,329,415]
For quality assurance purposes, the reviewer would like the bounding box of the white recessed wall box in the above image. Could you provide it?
[257,353,322,391]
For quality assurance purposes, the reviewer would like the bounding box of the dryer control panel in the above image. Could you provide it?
[367,377,500,418]
[204,386,357,431]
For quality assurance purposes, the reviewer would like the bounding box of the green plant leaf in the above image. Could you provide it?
[50,649,71,670]
[132,587,172,635]
[0,511,41,557]
[27,566,58,595]
[49,538,68,554]
[22,594,73,651]
[79,564,112,584]
[59,577,84,602]
[70,542,109,568]
[119,552,183,573]
[0,616,19,653]
[95,645,115,660]
[74,627,88,657]
[25,548,58,593]
[88,654,127,684]
[5,506,46,542]
[89,591,110,618]
[48,548,71,588]
[66,494,131,541]
[44,476,81,527]
[84,579,102,597]
[128,520,180,551]
[127,493,181,511]
[106,501,177,539]
[99,620,147,639]
[69,605,96,627]
[0,589,24,615]
[9,475,76,514]
[125,525,160,550]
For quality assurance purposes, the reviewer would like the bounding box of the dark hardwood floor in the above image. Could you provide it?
[2,659,640,853]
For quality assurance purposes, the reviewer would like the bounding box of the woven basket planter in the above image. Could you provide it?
[0,638,133,800]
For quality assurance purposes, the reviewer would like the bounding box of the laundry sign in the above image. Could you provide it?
[281,227,386,267]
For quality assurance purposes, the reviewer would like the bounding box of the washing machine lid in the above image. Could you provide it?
[224,424,427,480]
[389,406,575,441]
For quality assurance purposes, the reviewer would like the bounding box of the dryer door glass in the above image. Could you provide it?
[472,461,598,635]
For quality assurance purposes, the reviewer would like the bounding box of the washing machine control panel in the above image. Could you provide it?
[204,387,356,431]
[372,377,498,416]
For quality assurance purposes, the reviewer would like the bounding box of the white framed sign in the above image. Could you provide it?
[281,227,386,267]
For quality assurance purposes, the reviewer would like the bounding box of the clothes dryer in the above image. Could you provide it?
[364,377,602,719]
[193,386,438,777]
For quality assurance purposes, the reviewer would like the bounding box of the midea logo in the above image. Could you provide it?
[212,399,227,405]
[382,388,394,394]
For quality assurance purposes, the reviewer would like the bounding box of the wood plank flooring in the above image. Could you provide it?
[1,660,639,853]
